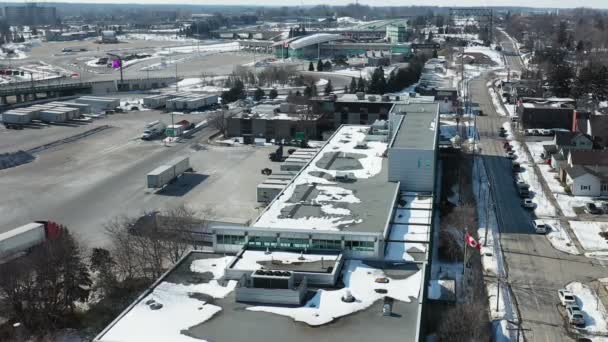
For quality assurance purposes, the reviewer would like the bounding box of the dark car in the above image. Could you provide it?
[585,202,602,215]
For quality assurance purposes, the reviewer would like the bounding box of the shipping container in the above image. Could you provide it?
[39,110,68,123]
[143,95,169,109]
[0,223,45,259]
[49,102,91,114]
[75,96,119,111]
[2,111,32,124]
[146,156,190,188]
[52,107,80,119]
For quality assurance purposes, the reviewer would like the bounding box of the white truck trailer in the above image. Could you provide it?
[39,110,68,123]
[2,111,32,125]
[0,223,46,259]
[75,96,120,112]
[146,156,191,188]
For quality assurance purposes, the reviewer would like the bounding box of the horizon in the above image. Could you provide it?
[0,0,606,10]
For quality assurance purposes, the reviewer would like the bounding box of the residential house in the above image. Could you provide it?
[558,150,608,196]
[543,131,593,163]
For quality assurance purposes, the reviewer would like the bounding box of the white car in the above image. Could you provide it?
[558,289,576,306]
[522,199,535,209]
[566,305,585,326]
[533,220,548,234]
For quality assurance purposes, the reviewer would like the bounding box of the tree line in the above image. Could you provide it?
[0,205,207,341]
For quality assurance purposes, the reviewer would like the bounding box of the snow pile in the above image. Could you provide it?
[0,42,32,60]
[541,219,579,255]
[464,46,504,67]
[254,125,387,230]
[122,33,200,43]
[102,256,237,342]
[232,250,337,271]
[569,221,608,252]
[488,87,507,116]
[565,282,608,336]
[247,260,421,326]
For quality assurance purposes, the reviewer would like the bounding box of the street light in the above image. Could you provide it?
[106,52,124,91]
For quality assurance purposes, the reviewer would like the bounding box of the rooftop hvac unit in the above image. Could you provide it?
[355,140,368,149]
[356,92,365,100]
[381,95,390,102]
[368,95,377,102]
[335,171,355,181]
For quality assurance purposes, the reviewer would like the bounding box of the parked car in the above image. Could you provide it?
[558,289,576,306]
[522,198,535,209]
[533,220,548,234]
[566,305,585,326]
[601,202,608,212]
[540,129,553,136]
[584,202,602,215]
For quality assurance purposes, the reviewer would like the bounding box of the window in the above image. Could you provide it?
[580,185,591,191]
[279,238,310,249]
[247,236,278,248]
[216,234,245,246]
[311,239,341,250]
[345,240,375,252]
[602,184,608,192]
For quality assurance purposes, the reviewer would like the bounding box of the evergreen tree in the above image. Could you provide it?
[304,85,312,98]
[269,88,278,99]
[343,85,348,93]
[548,61,574,97]
[253,87,265,101]
[357,76,366,92]
[311,83,318,96]
[323,60,332,71]
[324,79,333,95]
[316,59,323,72]
[308,61,314,72]
[349,77,357,93]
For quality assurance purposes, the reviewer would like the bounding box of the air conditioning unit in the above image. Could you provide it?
[368,95,377,102]
[355,140,368,149]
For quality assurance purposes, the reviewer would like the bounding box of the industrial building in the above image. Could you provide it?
[272,33,412,59]
[95,101,439,342]
[2,4,57,26]
[225,102,322,141]
[386,24,407,43]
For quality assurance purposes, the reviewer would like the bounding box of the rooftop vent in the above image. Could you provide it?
[355,140,368,149]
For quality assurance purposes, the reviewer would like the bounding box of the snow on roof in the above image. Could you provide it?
[253,125,389,231]
[247,260,422,326]
[99,255,236,342]
[288,33,348,50]
[232,250,338,271]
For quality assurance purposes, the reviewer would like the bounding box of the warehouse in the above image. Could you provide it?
[95,104,439,342]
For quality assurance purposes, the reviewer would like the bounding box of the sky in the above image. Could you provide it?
[3,0,608,8]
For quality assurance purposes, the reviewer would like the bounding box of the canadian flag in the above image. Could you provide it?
[465,232,481,250]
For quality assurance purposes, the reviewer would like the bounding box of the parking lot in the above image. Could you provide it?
[0,108,278,247]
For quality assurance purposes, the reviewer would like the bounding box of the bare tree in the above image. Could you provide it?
[209,110,228,135]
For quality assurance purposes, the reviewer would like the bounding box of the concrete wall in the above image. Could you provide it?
[388,148,436,192]
[235,282,307,305]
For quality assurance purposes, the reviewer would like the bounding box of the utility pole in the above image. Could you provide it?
[175,62,178,92]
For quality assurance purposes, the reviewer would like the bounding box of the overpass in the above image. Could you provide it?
[0,76,179,105]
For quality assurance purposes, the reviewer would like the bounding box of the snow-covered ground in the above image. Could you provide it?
[541,219,579,255]
[565,282,608,337]
[120,33,202,43]
[247,260,422,326]
[569,221,608,252]
[488,87,507,116]
[232,250,337,270]
[464,46,504,67]
[473,157,518,337]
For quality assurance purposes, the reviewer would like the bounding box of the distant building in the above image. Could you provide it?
[2,4,57,26]
[517,102,574,130]
[386,24,407,43]
[100,31,118,44]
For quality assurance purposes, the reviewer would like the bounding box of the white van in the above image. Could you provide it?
[533,220,548,234]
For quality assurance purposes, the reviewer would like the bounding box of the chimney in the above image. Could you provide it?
[572,110,578,133]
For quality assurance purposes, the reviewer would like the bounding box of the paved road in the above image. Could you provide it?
[471,30,608,341]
